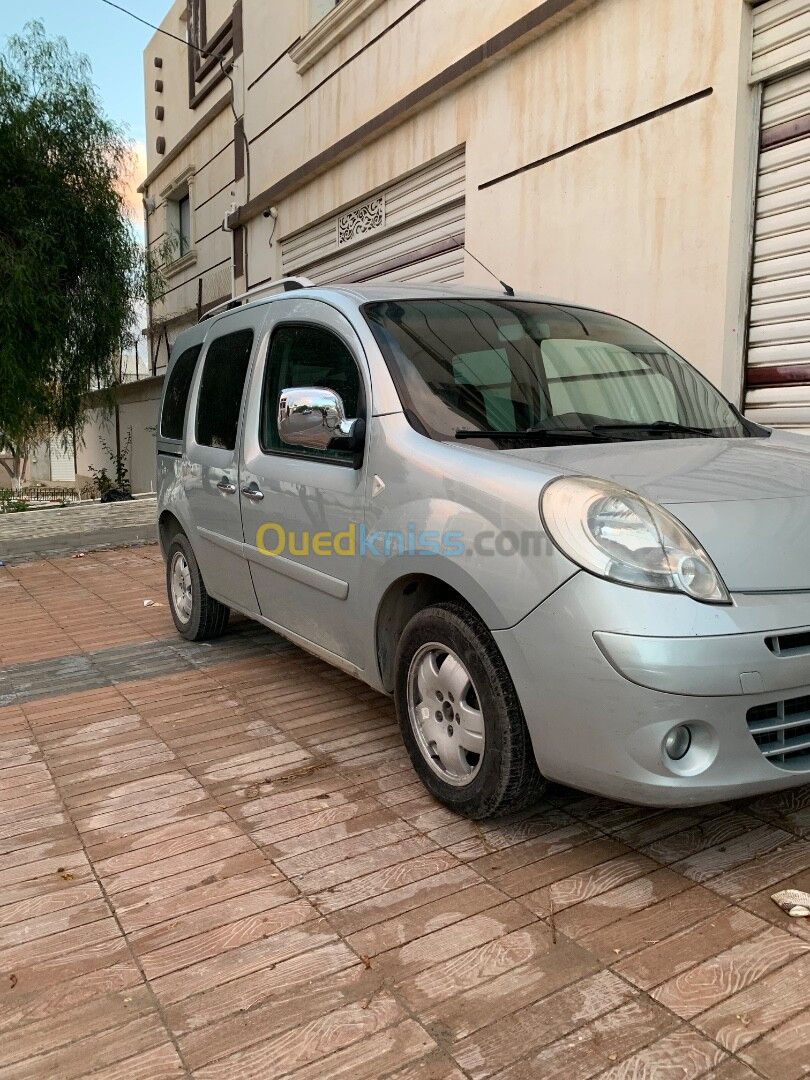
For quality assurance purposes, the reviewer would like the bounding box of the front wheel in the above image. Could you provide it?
[394,602,546,818]
[166,533,230,641]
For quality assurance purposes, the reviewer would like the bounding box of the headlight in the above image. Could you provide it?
[540,476,730,604]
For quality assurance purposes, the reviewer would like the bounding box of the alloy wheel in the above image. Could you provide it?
[170,551,193,624]
[406,642,486,786]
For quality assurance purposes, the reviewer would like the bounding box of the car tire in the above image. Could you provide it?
[394,601,546,819]
[166,533,230,641]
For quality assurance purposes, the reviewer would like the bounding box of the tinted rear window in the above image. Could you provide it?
[195,329,254,450]
[161,344,202,440]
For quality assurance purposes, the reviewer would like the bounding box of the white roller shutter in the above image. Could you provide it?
[281,148,465,285]
[752,0,810,83]
[49,438,76,482]
[746,56,810,430]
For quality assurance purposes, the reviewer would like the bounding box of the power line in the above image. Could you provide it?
[98,0,226,61]
[101,0,250,213]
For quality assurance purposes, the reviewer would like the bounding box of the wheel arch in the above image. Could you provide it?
[375,573,486,694]
[158,510,186,560]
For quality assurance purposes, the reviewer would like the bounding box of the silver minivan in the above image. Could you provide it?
[157,281,810,818]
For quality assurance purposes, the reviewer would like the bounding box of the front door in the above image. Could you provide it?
[240,300,369,666]
[184,311,261,613]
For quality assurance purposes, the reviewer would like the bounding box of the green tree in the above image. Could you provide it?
[0,21,149,486]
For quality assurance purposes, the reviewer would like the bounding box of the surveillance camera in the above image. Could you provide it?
[263,206,279,219]
[143,196,156,213]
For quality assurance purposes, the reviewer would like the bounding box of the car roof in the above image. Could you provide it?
[297,283,557,303]
[201,282,568,327]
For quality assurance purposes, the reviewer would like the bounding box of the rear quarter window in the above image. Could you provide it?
[161,344,202,440]
[195,329,255,451]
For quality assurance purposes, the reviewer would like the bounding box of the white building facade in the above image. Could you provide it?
[122,0,810,490]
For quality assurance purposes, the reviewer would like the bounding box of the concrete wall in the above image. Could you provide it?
[28,450,49,484]
[145,1,190,155]
[6,447,56,487]
[77,378,164,495]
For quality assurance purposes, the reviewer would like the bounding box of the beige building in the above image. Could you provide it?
[122,0,810,491]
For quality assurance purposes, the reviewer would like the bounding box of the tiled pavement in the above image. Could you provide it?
[2,547,810,1079]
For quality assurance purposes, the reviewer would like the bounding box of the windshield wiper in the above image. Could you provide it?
[591,420,719,438]
[454,428,610,443]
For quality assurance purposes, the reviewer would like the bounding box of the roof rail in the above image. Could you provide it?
[198,276,316,322]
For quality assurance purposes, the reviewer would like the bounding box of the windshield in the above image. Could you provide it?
[363,299,753,444]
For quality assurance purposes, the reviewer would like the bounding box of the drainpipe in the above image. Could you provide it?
[142,192,153,380]
[220,33,249,294]
[223,195,238,299]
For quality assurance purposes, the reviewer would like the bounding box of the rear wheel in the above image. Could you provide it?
[394,602,546,818]
[166,533,230,641]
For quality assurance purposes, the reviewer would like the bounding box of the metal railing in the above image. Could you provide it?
[199,276,315,322]
[0,486,80,504]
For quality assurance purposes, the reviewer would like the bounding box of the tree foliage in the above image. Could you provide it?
[0,21,147,468]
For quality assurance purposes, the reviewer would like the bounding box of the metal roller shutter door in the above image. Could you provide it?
[49,438,76,482]
[281,148,465,285]
[752,0,810,83]
[746,62,810,431]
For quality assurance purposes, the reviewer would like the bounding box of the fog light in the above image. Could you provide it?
[664,725,692,761]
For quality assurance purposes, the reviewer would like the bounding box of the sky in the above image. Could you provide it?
[0,0,170,220]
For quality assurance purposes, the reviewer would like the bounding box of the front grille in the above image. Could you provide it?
[747,694,810,771]
[766,631,810,656]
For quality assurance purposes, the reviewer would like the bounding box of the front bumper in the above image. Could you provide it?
[494,574,810,806]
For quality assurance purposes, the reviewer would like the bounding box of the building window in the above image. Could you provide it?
[167,185,191,259]
[184,0,239,110]
[187,0,205,53]
[161,169,196,272]
[178,194,191,257]
[293,0,383,74]
[309,0,340,29]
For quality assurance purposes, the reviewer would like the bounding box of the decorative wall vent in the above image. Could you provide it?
[337,196,385,246]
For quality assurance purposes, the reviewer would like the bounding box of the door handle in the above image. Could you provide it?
[216,477,237,494]
[241,484,265,501]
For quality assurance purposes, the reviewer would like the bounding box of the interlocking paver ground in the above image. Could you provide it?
[1,545,810,1079]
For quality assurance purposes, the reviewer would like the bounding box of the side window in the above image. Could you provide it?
[161,344,202,440]
[261,324,362,463]
[195,329,254,450]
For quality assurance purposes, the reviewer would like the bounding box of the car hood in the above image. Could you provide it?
[503,432,810,592]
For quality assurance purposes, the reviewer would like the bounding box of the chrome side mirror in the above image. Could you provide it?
[277,387,361,451]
